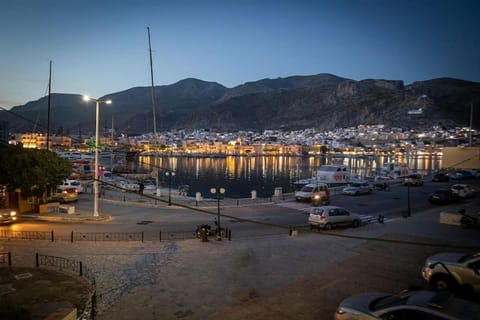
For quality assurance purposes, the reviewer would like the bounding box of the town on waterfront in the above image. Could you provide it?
[4,124,478,198]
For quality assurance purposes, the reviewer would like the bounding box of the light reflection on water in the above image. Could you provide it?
[139,154,442,198]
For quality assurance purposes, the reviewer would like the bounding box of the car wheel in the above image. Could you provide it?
[355,191,360,196]
[432,274,456,291]
[324,223,332,230]
[352,220,360,228]
[310,224,314,231]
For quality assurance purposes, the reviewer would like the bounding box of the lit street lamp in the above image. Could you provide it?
[165,170,175,206]
[210,187,225,241]
[83,95,112,217]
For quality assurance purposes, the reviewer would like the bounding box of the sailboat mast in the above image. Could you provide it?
[147,26,161,197]
[46,60,52,151]
[147,27,157,134]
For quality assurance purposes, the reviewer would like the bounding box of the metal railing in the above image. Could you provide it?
[36,253,97,319]
[0,230,54,241]
[71,231,144,242]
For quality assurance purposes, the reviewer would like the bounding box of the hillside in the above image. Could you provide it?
[1,74,479,135]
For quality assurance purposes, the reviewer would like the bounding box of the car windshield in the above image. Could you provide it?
[301,186,314,192]
[350,184,361,188]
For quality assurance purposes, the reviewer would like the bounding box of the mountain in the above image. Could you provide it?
[2,74,479,135]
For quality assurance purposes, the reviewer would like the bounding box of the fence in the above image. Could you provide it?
[0,230,54,241]
[71,231,144,242]
[0,251,12,265]
[35,253,97,319]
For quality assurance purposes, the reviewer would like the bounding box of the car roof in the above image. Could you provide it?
[311,205,343,210]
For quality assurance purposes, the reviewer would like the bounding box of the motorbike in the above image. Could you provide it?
[459,209,480,228]
[194,222,225,238]
[374,182,390,191]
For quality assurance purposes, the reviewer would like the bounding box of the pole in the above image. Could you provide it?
[407,184,411,217]
[168,173,172,206]
[147,27,161,198]
[94,100,100,217]
[217,192,221,241]
[46,60,52,150]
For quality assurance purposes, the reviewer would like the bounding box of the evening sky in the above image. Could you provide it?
[0,0,479,109]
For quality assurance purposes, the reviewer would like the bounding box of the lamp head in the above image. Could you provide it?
[83,95,91,102]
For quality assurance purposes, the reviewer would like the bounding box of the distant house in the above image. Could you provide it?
[408,108,423,115]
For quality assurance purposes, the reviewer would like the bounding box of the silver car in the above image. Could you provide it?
[308,205,360,230]
[342,182,372,196]
[422,252,480,293]
[334,289,480,320]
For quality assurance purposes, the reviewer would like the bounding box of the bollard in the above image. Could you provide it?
[35,253,39,267]
[8,252,11,266]
[378,215,384,224]
[228,229,231,241]
[71,231,74,243]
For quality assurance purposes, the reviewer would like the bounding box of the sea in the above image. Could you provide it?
[138,153,442,198]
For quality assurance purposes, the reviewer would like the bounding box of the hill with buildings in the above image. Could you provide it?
[1,74,479,135]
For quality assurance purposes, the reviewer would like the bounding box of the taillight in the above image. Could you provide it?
[63,190,68,195]
[319,215,326,220]
[74,188,79,193]
[326,190,330,197]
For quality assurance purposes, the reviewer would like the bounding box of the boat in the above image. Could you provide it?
[294,164,361,187]
[377,162,410,180]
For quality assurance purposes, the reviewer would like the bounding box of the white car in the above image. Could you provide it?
[450,184,477,199]
[308,205,360,230]
[342,182,372,196]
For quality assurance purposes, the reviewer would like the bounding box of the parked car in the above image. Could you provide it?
[334,289,480,320]
[450,184,477,199]
[422,252,480,294]
[432,172,450,182]
[451,170,475,180]
[308,205,360,230]
[0,208,17,224]
[60,179,84,193]
[294,183,330,204]
[428,189,460,205]
[342,182,372,196]
[404,173,424,186]
[51,186,79,203]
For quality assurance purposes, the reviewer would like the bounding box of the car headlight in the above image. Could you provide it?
[336,307,346,315]
[10,211,16,217]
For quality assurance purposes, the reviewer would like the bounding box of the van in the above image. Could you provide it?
[61,179,84,193]
[295,183,330,204]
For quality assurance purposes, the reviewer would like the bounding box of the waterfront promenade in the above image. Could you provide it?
[2,182,480,320]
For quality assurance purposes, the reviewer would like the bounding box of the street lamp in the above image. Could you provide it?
[210,187,225,241]
[83,95,112,217]
[165,170,175,206]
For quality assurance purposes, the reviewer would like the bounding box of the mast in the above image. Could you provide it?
[148,27,157,134]
[46,60,52,151]
[147,26,161,197]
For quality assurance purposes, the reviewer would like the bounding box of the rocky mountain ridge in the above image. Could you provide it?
[2,74,479,135]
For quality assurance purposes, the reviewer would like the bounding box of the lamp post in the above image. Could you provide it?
[83,95,112,217]
[210,187,225,241]
[165,171,175,206]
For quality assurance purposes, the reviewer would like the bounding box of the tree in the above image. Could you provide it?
[0,144,71,200]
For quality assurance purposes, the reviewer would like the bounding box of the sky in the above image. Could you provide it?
[1,0,479,109]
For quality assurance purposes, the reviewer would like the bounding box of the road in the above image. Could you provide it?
[1,179,480,319]
[4,178,477,240]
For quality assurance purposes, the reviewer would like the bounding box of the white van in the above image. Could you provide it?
[295,183,330,204]
[61,179,84,193]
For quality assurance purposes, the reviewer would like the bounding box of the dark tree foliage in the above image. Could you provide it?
[0,144,71,198]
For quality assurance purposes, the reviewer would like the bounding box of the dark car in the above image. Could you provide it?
[451,170,474,180]
[334,289,480,320]
[432,172,450,182]
[428,189,460,205]
[404,173,424,186]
